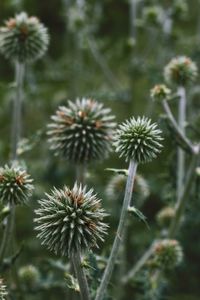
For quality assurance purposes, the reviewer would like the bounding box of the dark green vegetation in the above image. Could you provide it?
[0,0,200,299]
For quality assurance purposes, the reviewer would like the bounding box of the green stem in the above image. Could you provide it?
[168,148,200,238]
[71,250,90,300]
[177,86,186,200]
[76,164,86,185]
[130,0,137,41]
[95,160,138,300]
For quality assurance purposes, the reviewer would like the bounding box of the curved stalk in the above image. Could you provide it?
[71,250,90,300]
[95,160,137,300]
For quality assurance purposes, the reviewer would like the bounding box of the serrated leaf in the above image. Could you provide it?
[128,206,149,229]
[65,273,80,292]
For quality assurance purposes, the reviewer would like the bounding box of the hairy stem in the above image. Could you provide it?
[177,86,186,200]
[71,250,90,300]
[95,160,137,300]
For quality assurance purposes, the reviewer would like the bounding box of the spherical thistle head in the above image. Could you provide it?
[150,84,171,102]
[156,206,175,228]
[164,56,198,86]
[18,265,40,288]
[0,12,49,63]
[35,183,108,257]
[47,98,116,164]
[0,164,34,206]
[153,239,183,271]
[114,117,163,164]
[0,278,7,300]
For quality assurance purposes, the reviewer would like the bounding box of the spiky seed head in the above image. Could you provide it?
[47,98,116,164]
[156,206,175,228]
[153,239,183,271]
[150,84,171,102]
[106,174,149,203]
[164,56,198,86]
[0,12,49,63]
[114,117,163,164]
[0,278,7,300]
[35,183,108,257]
[0,164,34,206]
[18,265,40,288]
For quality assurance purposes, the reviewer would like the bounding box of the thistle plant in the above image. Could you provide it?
[153,239,183,271]
[95,116,163,300]
[156,206,175,228]
[0,12,49,63]
[47,98,116,164]
[150,84,171,102]
[18,265,40,288]
[35,183,108,300]
[0,278,7,300]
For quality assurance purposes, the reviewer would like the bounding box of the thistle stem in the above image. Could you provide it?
[168,147,200,238]
[177,86,186,200]
[130,0,137,41]
[76,164,86,185]
[95,160,137,300]
[71,250,91,300]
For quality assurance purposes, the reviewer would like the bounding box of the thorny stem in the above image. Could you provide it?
[0,62,25,264]
[177,86,186,201]
[95,160,137,300]
[71,250,91,300]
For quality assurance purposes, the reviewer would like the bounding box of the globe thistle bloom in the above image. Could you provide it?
[153,239,183,271]
[0,12,49,63]
[150,84,171,102]
[47,98,116,164]
[114,117,163,164]
[0,278,7,300]
[156,206,175,228]
[18,265,40,288]
[0,164,34,206]
[35,183,108,257]
[164,56,198,86]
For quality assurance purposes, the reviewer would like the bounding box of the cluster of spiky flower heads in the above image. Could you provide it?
[0,164,34,206]
[156,206,175,228]
[0,278,7,300]
[47,98,116,164]
[35,183,108,257]
[0,12,49,63]
[18,265,40,288]
[114,117,163,164]
[150,84,171,102]
[164,56,198,86]
[153,239,183,271]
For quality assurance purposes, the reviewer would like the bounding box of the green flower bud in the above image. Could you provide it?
[156,206,175,228]
[35,183,108,257]
[150,84,171,102]
[114,117,163,164]
[18,265,40,288]
[164,56,198,86]
[48,98,116,164]
[0,164,34,206]
[0,12,49,63]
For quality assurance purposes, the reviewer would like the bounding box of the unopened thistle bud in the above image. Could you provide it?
[164,56,198,86]
[114,117,163,164]
[47,98,116,164]
[150,84,171,102]
[0,12,49,63]
[0,164,34,206]
[35,183,108,257]
[156,206,175,228]
[0,278,7,300]
[18,265,40,288]
[153,239,183,271]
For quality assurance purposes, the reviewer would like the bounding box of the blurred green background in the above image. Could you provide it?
[0,0,200,299]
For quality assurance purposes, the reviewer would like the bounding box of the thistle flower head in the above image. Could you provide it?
[156,206,175,228]
[0,164,34,206]
[35,183,108,256]
[153,239,183,271]
[47,98,116,164]
[150,84,171,102]
[114,117,163,164]
[0,12,49,63]
[18,265,40,288]
[0,278,7,300]
[164,56,198,86]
